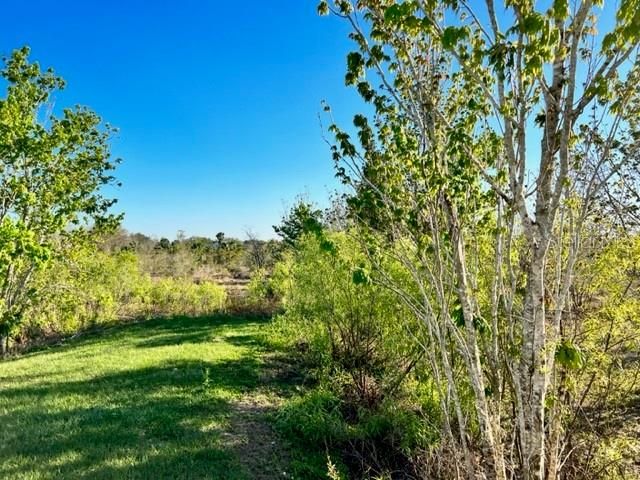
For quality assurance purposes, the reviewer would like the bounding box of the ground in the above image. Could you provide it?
[0,315,299,480]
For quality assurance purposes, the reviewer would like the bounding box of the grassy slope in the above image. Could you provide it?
[0,315,293,480]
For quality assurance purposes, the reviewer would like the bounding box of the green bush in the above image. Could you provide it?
[147,278,226,317]
[20,247,226,342]
[276,388,348,445]
[240,267,284,315]
[273,231,421,407]
[268,231,437,478]
[352,400,436,456]
[274,388,350,480]
[27,248,144,335]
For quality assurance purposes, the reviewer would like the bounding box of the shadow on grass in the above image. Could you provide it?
[5,314,271,362]
[0,314,282,480]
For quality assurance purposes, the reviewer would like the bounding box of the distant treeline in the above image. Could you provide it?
[100,229,285,280]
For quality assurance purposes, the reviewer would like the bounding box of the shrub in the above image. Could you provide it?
[146,278,226,317]
[276,388,348,445]
[269,231,437,478]
[26,248,145,335]
[275,386,437,478]
[240,267,283,315]
[17,247,227,345]
[274,231,421,408]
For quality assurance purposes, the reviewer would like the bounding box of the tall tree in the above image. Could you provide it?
[320,1,639,478]
[273,199,324,247]
[0,47,120,354]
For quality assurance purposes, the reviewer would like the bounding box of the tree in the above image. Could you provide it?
[244,229,268,270]
[215,231,225,247]
[0,47,120,354]
[156,238,171,250]
[320,1,639,479]
[273,199,324,247]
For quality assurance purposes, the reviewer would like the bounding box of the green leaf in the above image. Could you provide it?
[352,267,370,285]
[441,26,468,50]
[551,0,569,19]
[317,1,329,15]
[555,340,585,370]
[451,303,465,328]
[520,13,545,35]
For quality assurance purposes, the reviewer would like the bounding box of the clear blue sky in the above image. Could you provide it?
[1,1,360,240]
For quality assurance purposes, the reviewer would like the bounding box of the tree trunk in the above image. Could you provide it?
[520,245,549,480]
[546,401,563,480]
[447,201,508,480]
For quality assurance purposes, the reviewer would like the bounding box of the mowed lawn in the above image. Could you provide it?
[0,315,289,480]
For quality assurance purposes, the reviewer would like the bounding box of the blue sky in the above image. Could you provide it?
[1,1,359,239]
[2,2,621,240]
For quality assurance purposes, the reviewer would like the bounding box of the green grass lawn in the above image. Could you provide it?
[0,315,293,480]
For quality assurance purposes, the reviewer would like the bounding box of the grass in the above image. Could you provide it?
[0,315,298,480]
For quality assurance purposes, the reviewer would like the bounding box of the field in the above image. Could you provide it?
[0,315,297,480]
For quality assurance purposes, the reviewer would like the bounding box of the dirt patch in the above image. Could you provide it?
[223,353,305,479]
[224,394,291,479]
